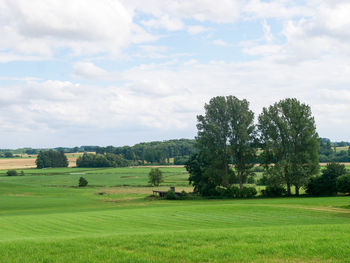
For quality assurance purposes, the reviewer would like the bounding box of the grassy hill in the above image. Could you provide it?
[0,167,349,262]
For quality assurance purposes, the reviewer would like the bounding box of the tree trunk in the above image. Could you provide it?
[295,185,299,196]
[239,172,243,192]
[287,183,291,196]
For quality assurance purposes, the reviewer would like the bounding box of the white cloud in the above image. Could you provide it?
[142,15,185,31]
[244,0,313,19]
[126,0,241,23]
[73,62,110,80]
[212,39,230,47]
[187,25,210,35]
[0,0,150,57]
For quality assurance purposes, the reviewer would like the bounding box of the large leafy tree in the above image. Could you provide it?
[192,96,256,194]
[258,98,319,195]
[227,96,257,191]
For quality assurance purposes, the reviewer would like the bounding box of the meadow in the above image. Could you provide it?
[0,166,349,262]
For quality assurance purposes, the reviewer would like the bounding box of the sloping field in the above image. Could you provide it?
[0,157,77,170]
[0,167,349,262]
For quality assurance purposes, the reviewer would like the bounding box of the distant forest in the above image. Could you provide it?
[0,137,349,164]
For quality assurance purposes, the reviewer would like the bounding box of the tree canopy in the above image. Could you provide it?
[258,98,319,195]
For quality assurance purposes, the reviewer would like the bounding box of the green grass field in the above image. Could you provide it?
[0,167,350,262]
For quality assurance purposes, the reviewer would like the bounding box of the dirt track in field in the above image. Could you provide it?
[0,158,77,170]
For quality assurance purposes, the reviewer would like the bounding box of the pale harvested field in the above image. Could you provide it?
[0,158,77,170]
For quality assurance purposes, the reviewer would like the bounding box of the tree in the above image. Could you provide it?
[258,98,319,195]
[35,150,69,168]
[79,177,88,187]
[148,168,163,186]
[4,152,13,158]
[191,96,256,195]
[336,174,350,194]
[226,96,257,191]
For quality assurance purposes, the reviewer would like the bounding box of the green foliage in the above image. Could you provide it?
[97,139,196,164]
[192,96,256,196]
[258,98,320,195]
[336,174,350,194]
[165,190,176,200]
[4,152,13,158]
[174,155,190,165]
[247,176,255,184]
[76,153,130,168]
[6,170,18,176]
[306,163,346,196]
[261,185,287,197]
[148,168,163,186]
[257,175,269,186]
[240,186,257,198]
[36,150,69,169]
[78,177,88,187]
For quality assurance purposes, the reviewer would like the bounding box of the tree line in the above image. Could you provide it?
[95,139,195,164]
[76,153,130,168]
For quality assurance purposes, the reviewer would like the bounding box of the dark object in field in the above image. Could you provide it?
[6,170,18,176]
[153,186,180,198]
[79,177,88,187]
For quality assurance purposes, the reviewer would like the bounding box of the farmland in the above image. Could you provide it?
[0,166,349,262]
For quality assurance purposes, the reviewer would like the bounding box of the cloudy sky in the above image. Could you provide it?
[1,0,350,148]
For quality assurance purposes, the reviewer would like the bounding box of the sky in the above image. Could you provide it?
[1,0,350,148]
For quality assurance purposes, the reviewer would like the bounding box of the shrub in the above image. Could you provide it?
[240,186,257,198]
[306,177,325,196]
[20,171,25,176]
[79,177,88,187]
[6,170,18,176]
[336,174,350,194]
[252,166,264,173]
[165,190,176,200]
[178,190,188,200]
[261,185,286,197]
[306,162,346,196]
[257,175,269,186]
[227,185,241,198]
[247,176,255,184]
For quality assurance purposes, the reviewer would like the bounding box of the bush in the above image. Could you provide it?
[240,186,257,198]
[256,175,269,186]
[20,171,25,176]
[79,177,88,187]
[174,156,190,165]
[306,162,346,196]
[252,166,264,173]
[178,190,188,200]
[336,174,350,194]
[261,185,286,197]
[247,176,255,184]
[306,177,325,196]
[165,190,176,200]
[6,170,18,176]
[226,185,240,198]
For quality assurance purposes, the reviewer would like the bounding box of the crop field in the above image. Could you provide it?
[0,153,88,169]
[0,166,350,262]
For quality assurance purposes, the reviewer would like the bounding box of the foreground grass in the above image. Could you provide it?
[0,167,350,262]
